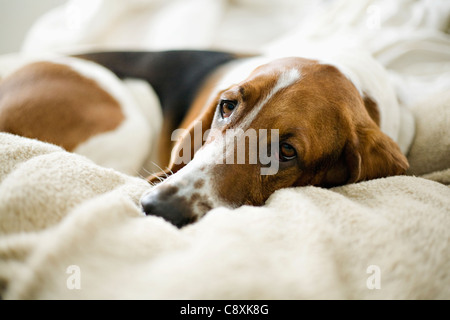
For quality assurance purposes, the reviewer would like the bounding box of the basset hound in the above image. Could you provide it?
[0,50,415,228]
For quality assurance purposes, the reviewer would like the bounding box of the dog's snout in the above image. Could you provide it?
[140,185,195,228]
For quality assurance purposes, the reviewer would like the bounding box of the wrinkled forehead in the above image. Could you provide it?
[244,57,352,91]
[240,57,360,111]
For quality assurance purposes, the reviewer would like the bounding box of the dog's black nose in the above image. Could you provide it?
[140,185,195,228]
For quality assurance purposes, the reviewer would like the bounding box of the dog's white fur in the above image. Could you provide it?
[0,53,162,176]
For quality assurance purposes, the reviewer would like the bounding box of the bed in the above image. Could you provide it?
[1,0,449,299]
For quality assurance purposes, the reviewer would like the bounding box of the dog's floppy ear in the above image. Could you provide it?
[344,125,409,184]
[147,91,220,184]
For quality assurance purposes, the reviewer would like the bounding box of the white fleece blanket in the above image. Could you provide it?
[0,132,449,300]
[1,0,450,299]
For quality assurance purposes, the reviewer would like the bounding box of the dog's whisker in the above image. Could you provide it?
[134,168,164,187]
[150,161,165,173]
[151,161,172,179]
[133,169,147,180]
[140,167,155,177]
[154,175,165,183]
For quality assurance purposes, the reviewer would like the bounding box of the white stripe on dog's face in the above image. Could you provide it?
[239,68,301,131]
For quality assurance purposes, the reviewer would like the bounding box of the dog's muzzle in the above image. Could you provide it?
[140,185,196,228]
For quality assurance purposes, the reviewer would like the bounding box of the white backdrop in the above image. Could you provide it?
[0,0,65,54]
[20,0,450,109]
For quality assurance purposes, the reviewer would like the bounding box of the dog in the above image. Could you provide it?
[0,50,415,228]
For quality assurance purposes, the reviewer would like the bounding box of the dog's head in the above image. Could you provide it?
[141,57,408,227]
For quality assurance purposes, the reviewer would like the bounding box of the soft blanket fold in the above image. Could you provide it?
[1,0,449,300]
[0,132,449,299]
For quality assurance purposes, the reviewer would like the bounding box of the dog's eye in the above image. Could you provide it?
[279,143,297,162]
[220,100,237,119]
